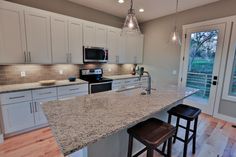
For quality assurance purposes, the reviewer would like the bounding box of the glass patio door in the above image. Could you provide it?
[181,23,226,115]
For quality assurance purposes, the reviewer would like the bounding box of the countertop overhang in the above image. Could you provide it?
[42,87,198,155]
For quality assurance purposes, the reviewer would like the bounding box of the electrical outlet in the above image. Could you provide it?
[59,70,64,75]
[20,71,26,77]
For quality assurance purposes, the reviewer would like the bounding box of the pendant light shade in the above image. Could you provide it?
[170,0,181,46]
[121,0,141,35]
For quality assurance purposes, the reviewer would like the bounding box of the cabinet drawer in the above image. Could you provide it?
[0,91,32,105]
[32,88,57,100]
[57,84,88,96]
[58,92,88,100]
[112,80,123,86]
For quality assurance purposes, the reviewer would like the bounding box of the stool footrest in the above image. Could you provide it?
[175,134,195,143]
[133,147,147,157]
[178,124,194,132]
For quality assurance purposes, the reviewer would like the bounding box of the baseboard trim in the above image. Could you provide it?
[214,113,236,123]
[0,133,4,143]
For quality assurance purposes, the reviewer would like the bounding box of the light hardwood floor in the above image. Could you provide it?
[0,114,235,157]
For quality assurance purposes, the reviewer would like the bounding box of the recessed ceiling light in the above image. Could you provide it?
[139,8,144,12]
[118,0,124,4]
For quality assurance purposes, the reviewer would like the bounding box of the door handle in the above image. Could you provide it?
[28,52,31,63]
[24,51,27,63]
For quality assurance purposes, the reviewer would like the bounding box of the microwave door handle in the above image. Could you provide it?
[104,50,107,61]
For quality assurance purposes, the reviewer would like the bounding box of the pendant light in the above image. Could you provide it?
[171,0,181,46]
[121,0,141,36]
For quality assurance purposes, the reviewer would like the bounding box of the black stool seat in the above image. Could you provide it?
[167,104,201,120]
[127,118,176,157]
[128,118,176,148]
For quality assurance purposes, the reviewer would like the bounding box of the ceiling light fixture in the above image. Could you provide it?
[139,8,144,12]
[121,0,141,36]
[118,0,124,4]
[170,0,181,46]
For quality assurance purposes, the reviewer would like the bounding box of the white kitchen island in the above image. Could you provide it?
[42,87,197,157]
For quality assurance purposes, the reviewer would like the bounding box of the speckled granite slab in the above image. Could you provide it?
[42,87,198,155]
[0,79,88,93]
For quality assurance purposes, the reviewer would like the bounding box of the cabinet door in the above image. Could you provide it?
[2,102,34,134]
[25,10,52,64]
[51,15,69,63]
[68,18,83,64]
[0,2,26,64]
[136,35,144,64]
[125,35,138,63]
[118,34,126,64]
[95,24,107,48]
[34,97,57,126]
[107,28,120,63]
[83,21,96,47]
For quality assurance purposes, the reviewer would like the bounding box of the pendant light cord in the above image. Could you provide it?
[130,0,133,10]
[174,0,179,29]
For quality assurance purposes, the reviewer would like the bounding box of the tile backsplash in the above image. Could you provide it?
[0,64,135,85]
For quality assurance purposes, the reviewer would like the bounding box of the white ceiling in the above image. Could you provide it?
[68,0,220,22]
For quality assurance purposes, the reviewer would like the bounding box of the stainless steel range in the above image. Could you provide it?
[79,68,113,94]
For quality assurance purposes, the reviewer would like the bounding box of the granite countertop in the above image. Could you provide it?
[42,87,198,155]
[0,79,88,93]
[105,74,148,80]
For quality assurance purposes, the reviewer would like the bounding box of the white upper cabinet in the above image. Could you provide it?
[83,22,108,48]
[83,21,96,47]
[125,34,137,63]
[95,24,107,48]
[0,2,27,64]
[51,15,69,63]
[136,35,144,64]
[24,9,52,64]
[124,34,144,64]
[107,27,120,63]
[68,18,83,64]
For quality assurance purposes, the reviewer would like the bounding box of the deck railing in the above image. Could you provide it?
[186,72,212,98]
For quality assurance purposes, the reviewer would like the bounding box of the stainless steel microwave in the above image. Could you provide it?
[83,46,108,63]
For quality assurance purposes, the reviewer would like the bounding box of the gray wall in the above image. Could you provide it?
[6,0,124,28]
[141,0,236,118]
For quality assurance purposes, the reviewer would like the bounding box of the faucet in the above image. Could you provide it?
[136,67,152,95]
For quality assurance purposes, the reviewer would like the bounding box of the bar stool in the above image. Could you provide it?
[164,104,201,157]
[127,118,176,157]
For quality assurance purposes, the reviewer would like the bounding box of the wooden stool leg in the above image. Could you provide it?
[147,148,154,157]
[127,135,133,157]
[192,117,198,154]
[162,114,172,153]
[167,137,172,157]
[183,120,191,157]
[173,117,180,143]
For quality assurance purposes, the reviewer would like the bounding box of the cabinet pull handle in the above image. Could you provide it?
[30,102,32,113]
[66,53,69,63]
[70,53,72,63]
[24,51,27,63]
[28,52,31,63]
[39,92,52,95]
[9,96,25,99]
[34,102,37,112]
[70,88,79,91]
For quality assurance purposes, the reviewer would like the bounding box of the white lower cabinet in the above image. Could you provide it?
[34,97,57,126]
[0,84,89,136]
[112,77,148,91]
[1,101,35,134]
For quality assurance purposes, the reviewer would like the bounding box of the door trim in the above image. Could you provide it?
[179,16,233,119]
